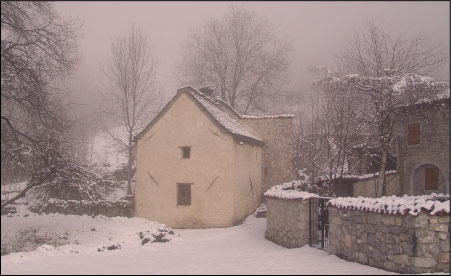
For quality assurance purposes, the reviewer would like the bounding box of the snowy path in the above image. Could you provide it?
[2,215,396,275]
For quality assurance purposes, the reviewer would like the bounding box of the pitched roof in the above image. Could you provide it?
[135,86,264,146]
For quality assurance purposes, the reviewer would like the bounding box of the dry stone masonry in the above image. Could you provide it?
[265,184,449,274]
[265,197,310,248]
[328,195,450,274]
[264,184,318,248]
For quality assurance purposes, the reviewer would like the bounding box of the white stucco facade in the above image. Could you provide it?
[135,88,263,228]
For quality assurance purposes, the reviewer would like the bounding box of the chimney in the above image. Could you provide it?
[199,86,215,99]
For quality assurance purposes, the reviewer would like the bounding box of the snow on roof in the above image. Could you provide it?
[392,75,436,93]
[136,86,264,144]
[240,114,294,119]
[321,74,449,99]
[264,180,319,201]
[329,194,450,216]
[213,98,241,117]
[317,170,398,183]
[410,89,450,105]
[187,88,264,144]
[212,97,294,120]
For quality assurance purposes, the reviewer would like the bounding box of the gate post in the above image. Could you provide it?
[308,198,312,247]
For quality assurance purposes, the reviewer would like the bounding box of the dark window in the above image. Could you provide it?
[408,123,420,145]
[177,184,191,205]
[425,168,439,190]
[181,147,191,159]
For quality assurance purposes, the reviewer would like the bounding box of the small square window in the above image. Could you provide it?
[181,147,191,159]
[177,184,191,205]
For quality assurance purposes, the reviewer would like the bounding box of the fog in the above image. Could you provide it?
[55,1,449,115]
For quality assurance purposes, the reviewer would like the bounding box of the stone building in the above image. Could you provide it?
[351,95,449,197]
[134,86,296,228]
[393,97,449,196]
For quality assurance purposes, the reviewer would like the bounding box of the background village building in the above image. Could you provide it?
[134,86,297,228]
[393,96,450,196]
[351,95,450,197]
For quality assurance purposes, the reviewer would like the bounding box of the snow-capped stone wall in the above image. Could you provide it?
[264,183,318,248]
[265,196,310,248]
[264,180,318,201]
[329,194,450,216]
[328,196,450,274]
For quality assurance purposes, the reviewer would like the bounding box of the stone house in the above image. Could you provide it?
[351,96,449,197]
[134,86,297,228]
[393,97,449,196]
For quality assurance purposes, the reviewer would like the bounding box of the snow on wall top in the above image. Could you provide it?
[329,194,450,216]
[188,88,263,144]
[264,180,319,201]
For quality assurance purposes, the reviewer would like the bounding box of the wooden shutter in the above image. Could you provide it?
[425,168,439,190]
[408,123,420,145]
[177,184,191,205]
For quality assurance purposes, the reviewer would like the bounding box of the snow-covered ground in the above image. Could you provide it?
[2,214,399,275]
[1,212,174,256]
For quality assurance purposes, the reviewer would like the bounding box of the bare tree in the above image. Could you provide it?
[102,26,160,195]
[1,2,96,207]
[339,20,448,78]
[316,74,449,197]
[294,70,360,196]
[177,6,291,114]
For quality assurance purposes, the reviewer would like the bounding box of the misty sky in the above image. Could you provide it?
[55,1,450,110]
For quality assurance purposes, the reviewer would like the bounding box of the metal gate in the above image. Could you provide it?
[309,197,333,250]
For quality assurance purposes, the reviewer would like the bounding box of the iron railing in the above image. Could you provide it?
[309,197,333,251]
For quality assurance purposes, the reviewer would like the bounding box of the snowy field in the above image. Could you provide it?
[1,214,401,275]
[1,212,173,256]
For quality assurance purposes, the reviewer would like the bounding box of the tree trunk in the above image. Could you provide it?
[1,176,47,209]
[377,147,388,197]
[127,132,133,196]
[399,158,404,196]
[397,138,407,196]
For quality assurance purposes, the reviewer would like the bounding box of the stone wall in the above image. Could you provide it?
[265,197,309,248]
[30,199,134,218]
[353,173,400,197]
[329,207,450,274]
